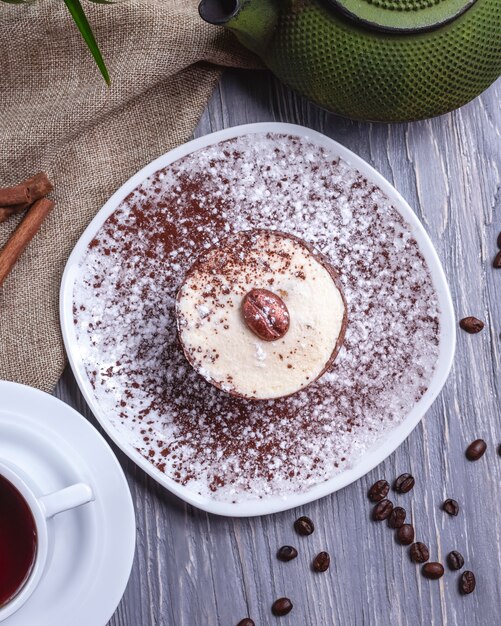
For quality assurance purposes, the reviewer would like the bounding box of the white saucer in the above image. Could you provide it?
[0,381,136,626]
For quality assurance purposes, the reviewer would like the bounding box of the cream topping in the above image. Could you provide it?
[176,230,346,399]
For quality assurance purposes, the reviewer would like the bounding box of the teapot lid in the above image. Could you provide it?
[328,0,477,32]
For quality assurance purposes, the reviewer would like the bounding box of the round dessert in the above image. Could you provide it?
[176,230,347,400]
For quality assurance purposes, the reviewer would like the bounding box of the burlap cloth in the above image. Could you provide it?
[0,0,258,392]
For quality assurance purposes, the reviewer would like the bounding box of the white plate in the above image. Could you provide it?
[60,122,456,517]
[0,381,136,626]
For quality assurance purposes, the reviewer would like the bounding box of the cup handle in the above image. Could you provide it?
[38,483,94,519]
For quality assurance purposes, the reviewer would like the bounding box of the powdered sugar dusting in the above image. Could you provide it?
[73,132,440,502]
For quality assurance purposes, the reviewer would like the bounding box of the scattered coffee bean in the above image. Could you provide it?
[410,542,430,564]
[372,499,393,521]
[443,499,459,516]
[494,250,501,269]
[497,231,501,249]
[312,551,330,573]
[277,545,298,562]
[272,597,293,617]
[447,550,465,570]
[498,444,501,457]
[388,506,406,529]
[459,316,484,334]
[465,439,487,461]
[460,570,476,594]
[237,619,255,626]
[394,473,415,494]
[368,479,390,502]
[396,524,415,545]
[422,562,445,580]
[294,516,314,536]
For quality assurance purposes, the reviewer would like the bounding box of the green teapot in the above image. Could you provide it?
[199,0,501,122]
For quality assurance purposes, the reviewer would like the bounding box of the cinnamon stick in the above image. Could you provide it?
[0,172,53,208]
[0,208,16,224]
[0,183,30,207]
[0,197,55,288]
[25,172,53,202]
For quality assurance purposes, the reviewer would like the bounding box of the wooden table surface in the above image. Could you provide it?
[54,69,501,626]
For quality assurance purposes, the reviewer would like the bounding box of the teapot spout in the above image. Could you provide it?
[199,0,278,54]
[199,0,240,25]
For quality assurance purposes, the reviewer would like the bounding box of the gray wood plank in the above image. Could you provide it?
[54,69,501,626]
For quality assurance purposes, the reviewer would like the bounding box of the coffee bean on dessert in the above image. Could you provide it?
[241,288,290,341]
[422,562,445,580]
[312,551,330,573]
[394,473,415,494]
[272,597,293,617]
[388,506,406,529]
[459,316,484,334]
[294,516,314,536]
[277,545,298,562]
[396,524,415,545]
[410,542,430,564]
[494,251,501,269]
[443,498,459,516]
[373,499,393,521]
[237,619,255,626]
[368,479,390,502]
[465,438,487,461]
[447,550,465,570]
[460,571,476,594]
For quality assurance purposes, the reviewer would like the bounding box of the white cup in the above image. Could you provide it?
[0,460,94,621]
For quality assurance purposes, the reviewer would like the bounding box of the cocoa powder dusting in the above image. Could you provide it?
[73,133,440,502]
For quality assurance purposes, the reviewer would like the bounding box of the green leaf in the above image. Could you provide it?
[63,0,110,85]
[87,0,116,4]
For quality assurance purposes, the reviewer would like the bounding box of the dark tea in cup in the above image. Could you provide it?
[0,475,37,607]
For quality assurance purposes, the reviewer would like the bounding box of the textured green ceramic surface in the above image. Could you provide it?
[224,0,501,121]
[331,0,477,31]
